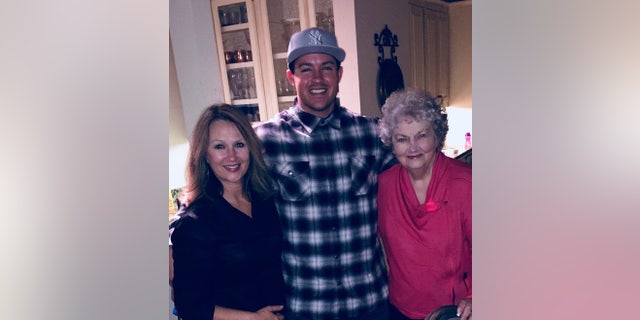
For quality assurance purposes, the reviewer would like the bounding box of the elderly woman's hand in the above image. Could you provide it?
[457,299,471,320]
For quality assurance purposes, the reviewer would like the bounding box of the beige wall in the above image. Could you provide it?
[334,0,413,118]
[449,2,472,109]
[332,1,361,116]
[352,0,413,118]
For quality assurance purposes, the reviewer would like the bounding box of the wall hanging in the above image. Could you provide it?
[374,24,405,108]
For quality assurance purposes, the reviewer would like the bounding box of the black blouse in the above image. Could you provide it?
[170,193,285,320]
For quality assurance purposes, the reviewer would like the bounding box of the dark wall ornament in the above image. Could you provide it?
[374,24,405,108]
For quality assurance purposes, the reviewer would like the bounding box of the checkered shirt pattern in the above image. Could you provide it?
[255,104,395,320]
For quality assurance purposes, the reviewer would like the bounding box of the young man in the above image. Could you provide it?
[254,27,396,320]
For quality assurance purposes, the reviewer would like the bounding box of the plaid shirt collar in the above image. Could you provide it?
[292,99,341,132]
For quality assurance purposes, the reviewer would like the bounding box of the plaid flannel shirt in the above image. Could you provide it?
[255,103,395,320]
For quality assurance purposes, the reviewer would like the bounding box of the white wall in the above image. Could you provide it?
[170,0,227,189]
[170,38,188,147]
[170,37,189,189]
[444,106,472,153]
[170,0,225,137]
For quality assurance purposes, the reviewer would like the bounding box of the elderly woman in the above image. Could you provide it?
[170,104,285,320]
[377,88,472,320]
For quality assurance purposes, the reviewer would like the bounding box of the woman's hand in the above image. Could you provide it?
[457,299,471,320]
[254,305,284,320]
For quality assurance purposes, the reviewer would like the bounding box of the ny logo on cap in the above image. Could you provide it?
[308,29,324,45]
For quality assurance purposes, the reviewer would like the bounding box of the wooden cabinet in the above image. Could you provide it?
[211,0,265,122]
[211,0,335,122]
[409,1,450,106]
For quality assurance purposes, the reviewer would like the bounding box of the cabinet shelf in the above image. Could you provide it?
[231,98,259,105]
[273,52,287,60]
[277,96,295,103]
[226,61,254,69]
[221,23,249,32]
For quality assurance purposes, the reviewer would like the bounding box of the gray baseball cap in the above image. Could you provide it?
[287,27,346,66]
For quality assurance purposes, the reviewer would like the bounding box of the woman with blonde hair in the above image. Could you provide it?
[170,104,285,320]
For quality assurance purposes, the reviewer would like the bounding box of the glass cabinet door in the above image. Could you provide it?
[312,0,334,34]
[264,0,301,113]
[212,0,264,122]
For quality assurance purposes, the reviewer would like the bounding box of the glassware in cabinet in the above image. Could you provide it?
[212,0,265,123]
[313,0,334,33]
[262,0,301,113]
[273,57,296,112]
